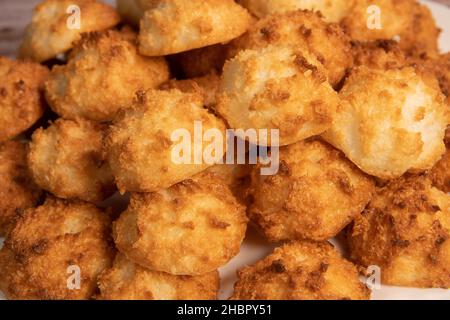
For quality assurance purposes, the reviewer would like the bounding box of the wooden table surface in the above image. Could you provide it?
[0,0,449,58]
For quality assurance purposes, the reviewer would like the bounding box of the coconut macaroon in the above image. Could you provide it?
[160,72,220,108]
[0,57,49,142]
[19,0,120,63]
[229,10,353,87]
[238,0,354,23]
[98,254,220,300]
[217,45,339,146]
[231,241,370,300]
[0,141,41,236]
[28,118,115,203]
[248,139,375,242]
[139,0,252,56]
[348,175,450,288]
[106,89,227,193]
[0,197,114,300]
[322,66,449,180]
[113,171,247,276]
[341,0,440,56]
[45,30,169,122]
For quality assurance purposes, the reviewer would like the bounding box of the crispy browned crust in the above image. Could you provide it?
[28,118,115,203]
[352,40,408,70]
[0,197,114,299]
[19,0,120,62]
[113,171,247,275]
[348,174,450,288]
[106,89,227,193]
[231,241,371,300]
[0,57,48,142]
[229,10,353,87]
[45,29,169,122]
[139,0,252,56]
[0,141,41,236]
[97,254,219,300]
[428,148,450,194]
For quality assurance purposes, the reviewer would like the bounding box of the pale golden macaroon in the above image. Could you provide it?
[113,171,248,275]
[341,0,439,56]
[0,57,49,142]
[229,10,353,87]
[248,139,375,242]
[28,118,115,203]
[45,30,169,122]
[97,254,219,300]
[231,241,371,300]
[238,0,354,23]
[0,141,41,236]
[0,197,114,300]
[322,66,449,180]
[106,89,227,193]
[160,72,220,108]
[139,0,252,56]
[19,0,120,62]
[217,45,339,146]
[348,175,450,288]
[174,44,229,78]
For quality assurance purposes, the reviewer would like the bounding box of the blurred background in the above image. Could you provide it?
[0,0,449,57]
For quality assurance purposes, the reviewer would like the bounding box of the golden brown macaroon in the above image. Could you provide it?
[217,45,339,146]
[160,72,220,108]
[28,118,115,203]
[139,0,252,56]
[106,89,227,193]
[0,141,41,236]
[231,241,371,300]
[19,0,120,62]
[347,174,450,288]
[248,139,375,242]
[0,197,114,300]
[45,30,169,122]
[97,253,219,300]
[0,57,49,142]
[237,0,355,23]
[113,171,248,275]
[229,10,353,87]
[341,0,439,57]
[322,66,449,180]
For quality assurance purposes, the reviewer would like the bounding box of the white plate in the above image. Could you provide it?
[1,0,449,301]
